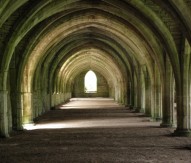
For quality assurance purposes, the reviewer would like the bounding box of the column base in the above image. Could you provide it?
[149,117,162,122]
[16,125,24,131]
[12,126,23,131]
[135,108,144,113]
[125,104,130,108]
[160,123,174,128]
[155,117,162,122]
[129,105,134,110]
[139,109,145,113]
[173,129,191,137]
[0,133,10,138]
[133,107,143,113]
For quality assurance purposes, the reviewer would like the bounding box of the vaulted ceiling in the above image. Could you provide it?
[0,0,190,94]
[1,0,191,137]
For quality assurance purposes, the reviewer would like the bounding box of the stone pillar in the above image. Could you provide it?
[7,93,12,132]
[0,91,9,137]
[140,68,146,113]
[172,80,177,126]
[161,53,174,127]
[121,81,126,105]
[45,93,51,112]
[133,73,138,110]
[15,93,23,130]
[115,85,120,103]
[122,80,128,106]
[21,92,33,125]
[38,92,43,115]
[154,64,162,121]
[174,39,191,136]
[126,81,131,107]
[135,66,142,112]
[145,69,151,116]
[42,94,47,114]
[129,81,134,109]
[150,83,155,118]
[51,93,56,108]
[32,91,38,118]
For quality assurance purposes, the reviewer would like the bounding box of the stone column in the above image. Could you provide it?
[145,69,151,116]
[136,66,142,112]
[32,91,38,118]
[121,80,128,106]
[140,67,146,113]
[154,64,162,121]
[0,91,9,137]
[129,81,134,109]
[126,81,131,107]
[51,93,56,108]
[161,53,174,127]
[172,80,177,126]
[133,73,138,110]
[119,80,125,105]
[150,83,155,118]
[15,93,23,130]
[21,92,33,125]
[174,39,191,136]
[115,84,120,104]
[37,91,42,116]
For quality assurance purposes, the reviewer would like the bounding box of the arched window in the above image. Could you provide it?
[84,70,97,93]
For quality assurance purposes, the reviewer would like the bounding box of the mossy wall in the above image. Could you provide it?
[72,71,109,97]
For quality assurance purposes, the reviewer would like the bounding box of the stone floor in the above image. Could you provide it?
[0,98,191,163]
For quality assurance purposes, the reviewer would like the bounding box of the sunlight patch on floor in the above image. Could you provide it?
[59,98,124,109]
[23,118,160,130]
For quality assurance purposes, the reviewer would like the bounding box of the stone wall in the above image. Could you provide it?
[73,71,109,98]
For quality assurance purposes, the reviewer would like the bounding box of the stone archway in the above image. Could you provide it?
[0,0,191,137]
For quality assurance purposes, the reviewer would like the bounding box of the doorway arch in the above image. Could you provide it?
[84,70,97,93]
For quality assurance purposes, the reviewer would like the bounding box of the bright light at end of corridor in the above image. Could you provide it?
[84,70,97,93]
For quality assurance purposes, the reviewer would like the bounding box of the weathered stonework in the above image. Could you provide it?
[0,0,191,137]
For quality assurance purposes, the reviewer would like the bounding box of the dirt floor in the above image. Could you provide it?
[0,98,191,163]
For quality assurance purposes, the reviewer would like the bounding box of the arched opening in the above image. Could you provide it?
[84,70,97,93]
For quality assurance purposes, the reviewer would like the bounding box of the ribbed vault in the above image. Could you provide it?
[20,14,156,91]
[0,0,191,137]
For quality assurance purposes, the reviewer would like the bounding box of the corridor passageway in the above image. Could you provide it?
[0,98,191,162]
[1,0,191,162]
[29,98,158,130]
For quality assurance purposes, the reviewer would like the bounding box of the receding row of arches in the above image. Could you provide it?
[0,0,191,137]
